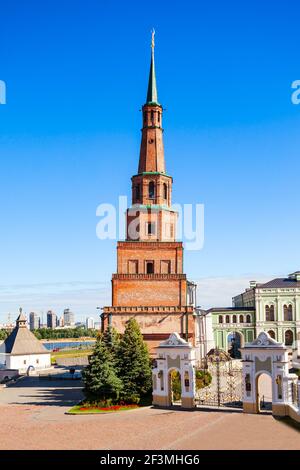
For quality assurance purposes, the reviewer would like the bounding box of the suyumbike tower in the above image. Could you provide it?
[103,32,195,353]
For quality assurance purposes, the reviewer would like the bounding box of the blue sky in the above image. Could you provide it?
[0,0,300,322]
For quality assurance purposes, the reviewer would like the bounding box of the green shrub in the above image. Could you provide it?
[195,370,212,390]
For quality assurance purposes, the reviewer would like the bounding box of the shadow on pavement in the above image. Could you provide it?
[5,376,83,407]
[274,416,300,432]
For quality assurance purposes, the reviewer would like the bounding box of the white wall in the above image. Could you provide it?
[4,353,51,373]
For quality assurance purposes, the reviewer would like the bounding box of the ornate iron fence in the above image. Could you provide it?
[195,348,243,408]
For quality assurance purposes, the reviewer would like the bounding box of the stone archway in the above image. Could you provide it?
[152,332,196,409]
[241,331,298,417]
[168,369,182,406]
[256,372,272,413]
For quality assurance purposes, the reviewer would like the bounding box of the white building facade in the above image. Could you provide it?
[0,311,51,374]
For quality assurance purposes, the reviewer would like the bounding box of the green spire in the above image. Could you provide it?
[146,29,159,105]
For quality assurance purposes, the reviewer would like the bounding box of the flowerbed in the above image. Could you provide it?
[68,402,141,414]
[79,404,138,412]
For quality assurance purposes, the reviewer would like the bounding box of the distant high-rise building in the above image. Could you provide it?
[94,322,101,331]
[57,316,64,328]
[47,310,57,329]
[29,312,40,331]
[63,308,75,327]
[86,317,95,329]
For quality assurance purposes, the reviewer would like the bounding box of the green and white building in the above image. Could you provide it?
[200,271,300,360]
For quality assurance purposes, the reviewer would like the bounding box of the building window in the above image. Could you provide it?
[23,360,26,365]
[147,222,156,235]
[246,314,251,323]
[284,330,293,346]
[232,315,237,323]
[219,315,223,324]
[265,305,275,322]
[161,260,171,274]
[239,315,244,323]
[128,260,138,274]
[163,183,168,200]
[36,359,39,364]
[283,304,293,321]
[135,185,140,201]
[151,110,154,124]
[149,181,155,198]
[225,315,230,324]
[144,112,147,125]
[146,261,154,274]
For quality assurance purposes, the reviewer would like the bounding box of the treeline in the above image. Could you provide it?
[33,327,99,340]
[0,330,9,340]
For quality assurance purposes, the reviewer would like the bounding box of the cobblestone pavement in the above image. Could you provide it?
[0,377,299,450]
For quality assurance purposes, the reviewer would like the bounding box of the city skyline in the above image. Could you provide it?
[1,1,300,321]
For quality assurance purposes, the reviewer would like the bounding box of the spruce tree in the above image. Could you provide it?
[82,338,122,403]
[118,318,152,403]
[102,325,120,368]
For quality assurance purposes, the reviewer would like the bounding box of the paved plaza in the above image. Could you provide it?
[0,377,299,450]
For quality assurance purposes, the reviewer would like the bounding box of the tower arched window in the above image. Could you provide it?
[232,315,237,323]
[151,110,154,124]
[246,314,251,323]
[219,316,223,324]
[144,112,147,125]
[284,304,293,321]
[265,305,275,321]
[239,315,244,323]
[225,315,230,324]
[149,181,155,199]
[163,183,168,200]
[135,184,140,201]
[158,112,160,124]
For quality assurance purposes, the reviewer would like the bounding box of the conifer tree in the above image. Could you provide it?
[82,338,122,403]
[118,318,152,402]
[102,325,120,367]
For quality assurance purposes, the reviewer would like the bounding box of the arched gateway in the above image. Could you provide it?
[241,331,299,416]
[152,333,196,409]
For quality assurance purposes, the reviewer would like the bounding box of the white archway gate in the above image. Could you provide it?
[152,333,196,408]
[241,331,299,417]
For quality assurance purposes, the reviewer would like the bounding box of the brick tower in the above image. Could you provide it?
[103,32,195,353]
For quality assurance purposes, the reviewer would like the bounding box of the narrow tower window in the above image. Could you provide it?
[149,181,155,198]
[135,184,140,201]
[163,183,167,200]
[151,110,154,124]
[147,222,156,235]
[146,261,154,274]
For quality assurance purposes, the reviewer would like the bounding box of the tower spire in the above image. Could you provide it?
[146,29,159,105]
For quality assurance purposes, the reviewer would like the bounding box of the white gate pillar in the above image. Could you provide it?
[152,332,196,409]
[241,331,298,416]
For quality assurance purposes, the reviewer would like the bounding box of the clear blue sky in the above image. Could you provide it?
[0,0,300,321]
